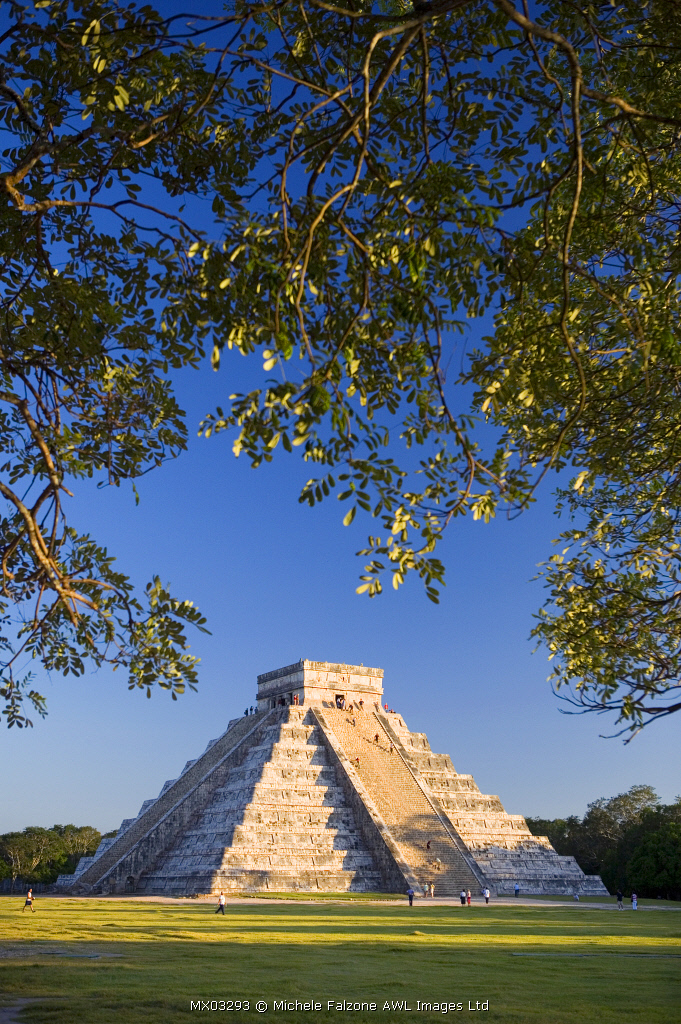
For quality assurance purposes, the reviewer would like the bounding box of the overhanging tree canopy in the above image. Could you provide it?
[2,0,681,736]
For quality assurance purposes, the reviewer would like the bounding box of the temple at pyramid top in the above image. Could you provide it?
[256,659,383,710]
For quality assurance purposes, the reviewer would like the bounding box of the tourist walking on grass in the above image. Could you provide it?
[631,892,638,910]
[407,887,415,907]
[215,892,226,915]
[616,890,624,910]
[460,889,466,906]
[22,888,35,913]
[483,887,490,905]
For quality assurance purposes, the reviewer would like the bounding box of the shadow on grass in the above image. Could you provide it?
[1,903,679,1024]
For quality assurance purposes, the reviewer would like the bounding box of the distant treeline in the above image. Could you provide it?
[526,785,681,900]
[0,825,116,890]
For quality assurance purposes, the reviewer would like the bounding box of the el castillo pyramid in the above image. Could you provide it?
[58,661,607,897]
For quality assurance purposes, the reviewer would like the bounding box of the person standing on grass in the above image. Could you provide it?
[459,889,466,906]
[483,887,490,905]
[215,892,226,915]
[467,890,471,905]
[616,890,624,910]
[514,882,520,897]
[631,892,638,910]
[22,888,35,913]
[407,887,415,907]
[430,883,435,899]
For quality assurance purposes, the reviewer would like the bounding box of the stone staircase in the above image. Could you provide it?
[319,707,481,897]
[380,711,608,896]
[135,708,382,894]
[387,716,541,848]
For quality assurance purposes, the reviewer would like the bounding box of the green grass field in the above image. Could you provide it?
[1,896,679,1024]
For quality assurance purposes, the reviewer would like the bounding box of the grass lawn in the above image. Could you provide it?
[0,897,679,1024]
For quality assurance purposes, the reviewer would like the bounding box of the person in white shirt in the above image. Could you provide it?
[483,887,490,904]
[215,892,226,915]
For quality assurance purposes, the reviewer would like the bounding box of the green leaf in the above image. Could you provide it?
[343,506,357,527]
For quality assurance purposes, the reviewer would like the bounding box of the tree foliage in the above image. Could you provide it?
[627,822,681,900]
[0,0,223,726]
[0,823,107,887]
[527,785,681,898]
[3,0,681,733]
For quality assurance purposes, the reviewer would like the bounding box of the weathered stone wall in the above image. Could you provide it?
[138,709,383,894]
[256,660,384,711]
[385,709,609,896]
[59,712,274,893]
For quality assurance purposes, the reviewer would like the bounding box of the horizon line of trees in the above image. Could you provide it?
[0,824,115,890]
[526,785,681,900]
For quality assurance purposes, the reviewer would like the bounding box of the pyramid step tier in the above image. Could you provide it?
[57,661,608,898]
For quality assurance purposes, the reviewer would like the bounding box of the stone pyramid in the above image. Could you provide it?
[58,661,607,897]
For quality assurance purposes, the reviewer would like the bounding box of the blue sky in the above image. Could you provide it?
[2,356,678,835]
[1,0,678,836]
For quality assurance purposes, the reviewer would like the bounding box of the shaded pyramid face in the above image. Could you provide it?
[59,661,608,898]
